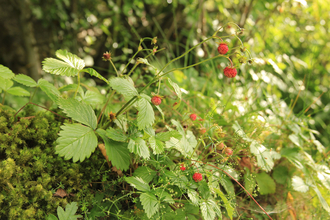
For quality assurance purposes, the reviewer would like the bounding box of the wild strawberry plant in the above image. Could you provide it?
[1,21,329,219]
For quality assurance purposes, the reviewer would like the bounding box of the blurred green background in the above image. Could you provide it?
[0,0,328,145]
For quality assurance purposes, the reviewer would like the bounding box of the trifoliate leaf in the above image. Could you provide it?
[0,65,15,79]
[255,172,276,195]
[140,192,159,218]
[42,50,85,76]
[97,129,130,171]
[109,77,138,100]
[57,202,82,220]
[133,166,157,183]
[7,87,30,96]
[128,138,150,159]
[137,97,155,130]
[82,68,109,84]
[56,123,98,162]
[13,74,37,87]
[106,127,128,142]
[125,176,150,192]
[292,176,309,192]
[38,79,60,102]
[57,98,97,129]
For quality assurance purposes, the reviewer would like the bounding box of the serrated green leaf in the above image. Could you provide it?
[38,79,60,102]
[214,188,232,220]
[57,202,82,220]
[133,166,157,183]
[140,192,159,218]
[106,127,127,142]
[128,138,150,159]
[149,136,164,154]
[200,200,216,220]
[57,98,97,129]
[137,97,155,130]
[13,74,37,87]
[292,176,309,192]
[109,77,138,100]
[125,176,150,192]
[56,123,98,162]
[219,176,235,200]
[97,129,130,171]
[42,50,85,76]
[255,172,276,195]
[7,87,30,96]
[82,68,109,84]
[0,79,13,90]
[0,65,15,79]
[187,189,199,206]
[316,165,330,191]
[250,141,280,172]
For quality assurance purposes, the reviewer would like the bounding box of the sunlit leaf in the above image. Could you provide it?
[0,65,15,79]
[137,97,155,130]
[42,50,85,76]
[7,87,30,96]
[109,77,138,100]
[291,176,309,193]
[82,68,109,84]
[128,138,150,159]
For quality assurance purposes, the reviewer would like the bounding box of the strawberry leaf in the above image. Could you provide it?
[125,176,150,192]
[14,74,38,87]
[109,77,138,100]
[38,79,60,102]
[137,97,155,130]
[140,192,159,218]
[42,50,85,76]
[56,123,98,162]
[57,98,97,129]
[57,202,82,220]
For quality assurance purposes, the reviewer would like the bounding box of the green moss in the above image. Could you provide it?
[0,105,107,219]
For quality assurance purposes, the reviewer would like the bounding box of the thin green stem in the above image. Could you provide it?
[97,90,115,125]
[109,59,119,77]
[74,73,81,98]
[29,87,38,102]
[1,92,6,104]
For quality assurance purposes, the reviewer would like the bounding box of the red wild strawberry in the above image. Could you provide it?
[180,164,186,171]
[225,147,233,156]
[151,95,162,106]
[190,114,197,121]
[193,172,203,182]
[218,43,229,55]
[224,67,237,78]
